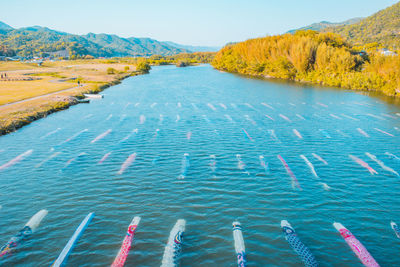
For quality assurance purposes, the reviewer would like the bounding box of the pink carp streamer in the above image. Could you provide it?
[293,129,303,139]
[60,129,88,145]
[279,114,291,122]
[374,128,394,137]
[312,153,328,165]
[0,149,33,171]
[357,128,370,138]
[277,155,301,190]
[219,103,227,110]
[333,222,380,267]
[316,102,328,108]
[242,128,254,142]
[91,129,112,144]
[349,154,378,175]
[261,102,274,110]
[207,103,216,111]
[186,131,192,140]
[98,152,111,164]
[111,217,141,267]
[265,114,275,121]
[118,153,137,175]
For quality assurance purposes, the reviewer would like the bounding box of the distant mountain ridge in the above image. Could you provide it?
[286,18,363,34]
[0,22,215,57]
[324,2,400,48]
[162,41,220,52]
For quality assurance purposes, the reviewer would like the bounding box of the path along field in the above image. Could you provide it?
[0,59,139,135]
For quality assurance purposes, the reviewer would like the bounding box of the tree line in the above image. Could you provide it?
[212,30,399,97]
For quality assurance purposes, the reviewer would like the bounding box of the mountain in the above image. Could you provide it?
[0,21,13,35]
[324,2,400,49]
[286,18,363,34]
[0,22,189,57]
[162,41,220,52]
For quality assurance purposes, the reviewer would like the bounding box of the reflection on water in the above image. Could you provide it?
[0,65,400,266]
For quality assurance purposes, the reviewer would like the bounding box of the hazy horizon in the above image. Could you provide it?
[1,0,398,46]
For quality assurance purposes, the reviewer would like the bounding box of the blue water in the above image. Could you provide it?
[0,65,400,266]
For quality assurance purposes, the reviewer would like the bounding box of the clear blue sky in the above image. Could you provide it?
[0,0,398,46]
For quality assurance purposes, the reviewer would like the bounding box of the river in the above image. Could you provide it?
[0,65,399,266]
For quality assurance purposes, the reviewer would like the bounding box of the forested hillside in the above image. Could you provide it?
[325,2,400,49]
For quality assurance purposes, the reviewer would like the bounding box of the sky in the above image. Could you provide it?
[0,0,398,47]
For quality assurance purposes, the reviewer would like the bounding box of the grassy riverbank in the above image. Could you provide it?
[212,31,400,98]
[0,59,143,135]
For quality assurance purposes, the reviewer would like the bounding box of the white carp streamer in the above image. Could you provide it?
[268,129,280,143]
[349,154,378,175]
[161,219,186,267]
[178,153,190,179]
[374,128,394,137]
[293,129,303,139]
[367,113,386,121]
[357,128,369,138]
[259,155,270,175]
[316,102,328,108]
[244,115,256,125]
[35,152,61,168]
[140,115,146,124]
[319,129,331,138]
[279,114,291,122]
[120,129,138,143]
[98,152,111,164]
[231,103,237,109]
[207,103,216,111]
[40,128,61,139]
[177,102,181,108]
[0,149,33,171]
[119,114,127,122]
[385,152,400,161]
[191,103,198,110]
[150,102,157,108]
[59,129,88,145]
[202,115,210,123]
[265,114,274,121]
[341,114,359,121]
[118,153,137,175]
[261,102,274,110]
[300,155,318,178]
[365,152,399,176]
[330,114,341,119]
[319,182,331,191]
[244,103,254,109]
[219,103,227,110]
[336,130,349,137]
[134,102,140,107]
[106,114,113,121]
[312,153,328,165]
[381,113,396,119]
[225,114,235,123]
[63,152,87,170]
[210,155,217,176]
[175,115,180,123]
[91,129,112,144]
[159,114,164,124]
[186,131,192,140]
[296,114,305,120]
[236,154,249,175]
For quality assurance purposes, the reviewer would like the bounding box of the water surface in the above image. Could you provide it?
[1,65,400,266]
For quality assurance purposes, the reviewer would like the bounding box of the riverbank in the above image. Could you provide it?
[0,60,144,135]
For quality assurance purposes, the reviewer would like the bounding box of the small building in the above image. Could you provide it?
[379,48,397,56]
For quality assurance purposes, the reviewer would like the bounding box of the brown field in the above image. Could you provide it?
[0,59,140,135]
